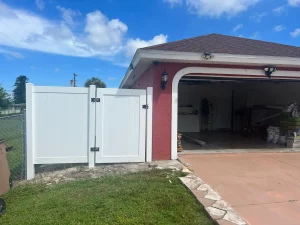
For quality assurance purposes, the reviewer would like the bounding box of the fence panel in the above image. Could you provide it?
[26,84,152,180]
[0,113,26,181]
[26,84,89,179]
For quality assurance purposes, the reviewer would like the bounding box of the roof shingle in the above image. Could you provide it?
[142,34,300,58]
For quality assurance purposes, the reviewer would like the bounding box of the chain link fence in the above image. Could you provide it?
[0,112,26,181]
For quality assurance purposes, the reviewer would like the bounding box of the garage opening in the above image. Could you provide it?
[177,76,300,153]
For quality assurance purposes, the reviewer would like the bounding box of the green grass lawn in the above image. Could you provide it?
[1,170,216,225]
[0,114,24,180]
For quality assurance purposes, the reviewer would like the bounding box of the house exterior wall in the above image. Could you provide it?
[132,62,300,160]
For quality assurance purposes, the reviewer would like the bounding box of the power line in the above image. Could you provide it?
[0,31,22,48]
[0,19,26,42]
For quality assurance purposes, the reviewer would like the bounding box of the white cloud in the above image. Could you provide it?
[250,12,268,22]
[290,28,300,37]
[273,5,285,14]
[0,48,24,59]
[56,5,81,26]
[250,32,261,39]
[164,0,183,7]
[108,77,117,80]
[30,66,36,69]
[0,2,166,65]
[185,0,259,17]
[35,0,45,10]
[233,24,243,32]
[288,0,300,6]
[84,11,128,52]
[55,68,60,72]
[274,25,285,32]
[125,34,168,57]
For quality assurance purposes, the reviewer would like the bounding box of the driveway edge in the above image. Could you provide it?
[179,174,248,225]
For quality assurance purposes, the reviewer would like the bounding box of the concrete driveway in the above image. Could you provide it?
[179,152,300,225]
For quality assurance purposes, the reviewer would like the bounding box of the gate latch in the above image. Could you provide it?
[142,104,149,109]
[90,147,99,152]
[91,98,100,102]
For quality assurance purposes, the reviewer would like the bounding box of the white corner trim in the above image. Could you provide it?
[171,67,300,160]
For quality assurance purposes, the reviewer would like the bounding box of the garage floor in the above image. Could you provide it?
[179,153,300,225]
[180,132,299,153]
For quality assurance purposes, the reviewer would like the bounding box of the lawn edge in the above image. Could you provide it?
[179,174,249,225]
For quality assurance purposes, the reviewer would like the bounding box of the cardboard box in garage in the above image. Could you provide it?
[0,139,10,196]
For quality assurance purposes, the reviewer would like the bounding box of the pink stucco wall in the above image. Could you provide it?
[133,63,183,160]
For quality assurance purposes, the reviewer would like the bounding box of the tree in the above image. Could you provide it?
[84,77,106,88]
[0,85,11,110]
[13,75,28,104]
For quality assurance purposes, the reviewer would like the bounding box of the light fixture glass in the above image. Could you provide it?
[161,69,168,90]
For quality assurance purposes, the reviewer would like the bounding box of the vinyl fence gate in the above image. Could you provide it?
[26,84,153,179]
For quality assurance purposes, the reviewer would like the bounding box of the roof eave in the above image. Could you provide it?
[120,49,300,88]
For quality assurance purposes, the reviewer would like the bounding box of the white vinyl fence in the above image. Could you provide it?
[26,84,153,180]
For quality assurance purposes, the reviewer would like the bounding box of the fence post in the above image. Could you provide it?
[26,83,35,180]
[22,109,27,180]
[146,87,153,162]
[88,85,96,168]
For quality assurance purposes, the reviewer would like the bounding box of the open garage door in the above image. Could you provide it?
[178,77,300,153]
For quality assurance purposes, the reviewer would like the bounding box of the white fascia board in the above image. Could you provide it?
[119,51,142,88]
[119,49,300,88]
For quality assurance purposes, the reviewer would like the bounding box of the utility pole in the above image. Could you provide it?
[73,73,78,87]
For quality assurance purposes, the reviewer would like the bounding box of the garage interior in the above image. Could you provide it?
[177,75,300,153]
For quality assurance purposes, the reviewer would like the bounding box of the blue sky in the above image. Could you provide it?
[0,0,299,92]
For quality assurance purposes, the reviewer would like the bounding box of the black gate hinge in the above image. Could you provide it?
[90,147,99,152]
[142,104,149,109]
[91,98,100,102]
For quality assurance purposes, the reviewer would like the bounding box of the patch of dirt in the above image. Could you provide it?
[17,160,188,186]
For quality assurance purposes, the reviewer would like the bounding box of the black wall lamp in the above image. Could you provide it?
[161,69,168,90]
[201,52,214,60]
[264,66,277,78]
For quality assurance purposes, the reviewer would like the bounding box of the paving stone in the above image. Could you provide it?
[206,207,226,220]
[205,189,222,201]
[191,189,207,199]
[187,178,204,190]
[197,183,214,192]
[212,200,233,211]
[198,197,216,207]
[182,166,192,173]
[216,219,237,225]
[186,174,199,179]
[179,177,193,185]
[223,210,247,225]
